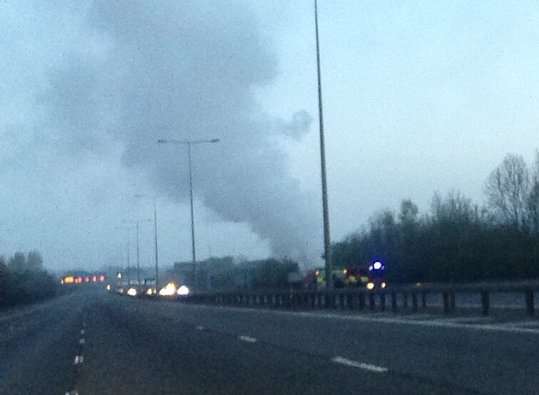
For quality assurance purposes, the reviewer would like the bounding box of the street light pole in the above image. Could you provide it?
[153,197,159,292]
[157,138,220,290]
[136,220,141,287]
[115,225,131,286]
[126,228,131,287]
[123,218,151,289]
[134,194,160,292]
[187,142,197,283]
[314,0,333,288]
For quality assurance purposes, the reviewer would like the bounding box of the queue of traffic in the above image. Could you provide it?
[98,259,386,298]
[108,278,190,299]
[60,273,107,285]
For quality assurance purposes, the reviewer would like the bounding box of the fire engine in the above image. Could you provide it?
[304,260,386,290]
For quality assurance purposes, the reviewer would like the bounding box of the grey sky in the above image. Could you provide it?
[1,1,538,271]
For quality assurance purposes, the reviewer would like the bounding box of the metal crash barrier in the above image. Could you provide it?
[179,281,539,317]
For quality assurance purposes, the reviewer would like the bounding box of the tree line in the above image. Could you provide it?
[0,250,59,308]
[332,152,539,283]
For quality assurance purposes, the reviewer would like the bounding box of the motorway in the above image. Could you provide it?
[1,289,538,395]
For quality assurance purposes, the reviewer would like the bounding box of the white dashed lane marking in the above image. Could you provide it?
[238,335,257,343]
[65,390,79,395]
[73,355,84,365]
[331,356,388,373]
[79,338,85,345]
[196,325,205,331]
[80,329,85,335]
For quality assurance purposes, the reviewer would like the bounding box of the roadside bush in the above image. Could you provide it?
[0,251,58,308]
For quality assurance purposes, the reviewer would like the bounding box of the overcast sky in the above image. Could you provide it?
[1,1,538,272]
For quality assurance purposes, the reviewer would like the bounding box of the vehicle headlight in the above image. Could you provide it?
[177,285,190,296]
[127,287,137,297]
[366,282,375,290]
[159,282,177,296]
[380,282,387,289]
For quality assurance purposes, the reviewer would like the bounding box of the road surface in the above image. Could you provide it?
[1,289,538,394]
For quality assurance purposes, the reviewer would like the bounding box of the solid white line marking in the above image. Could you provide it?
[433,316,493,324]
[188,305,539,335]
[498,320,539,328]
[429,303,523,310]
[74,355,84,365]
[305,312,539,335]
[238,335,257,343]
[79,338,85,345]
[196,325,205,331]
[80,329,85,335]
[402,314,435,320]
[331,356,388,373]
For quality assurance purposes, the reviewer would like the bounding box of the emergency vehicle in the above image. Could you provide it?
[304,260,387,290]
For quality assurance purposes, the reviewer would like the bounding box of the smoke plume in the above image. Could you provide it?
[42,0,320,261]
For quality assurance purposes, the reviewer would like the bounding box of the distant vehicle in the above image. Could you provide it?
[304,260,387,290]
[150,282,191,297]
[139,278,157,297]
[159,282,178,297]
[60,273,106,285]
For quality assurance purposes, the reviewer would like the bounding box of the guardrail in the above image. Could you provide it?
[180,281,539,316]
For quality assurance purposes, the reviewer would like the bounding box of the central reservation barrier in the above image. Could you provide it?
[179,281,539,317]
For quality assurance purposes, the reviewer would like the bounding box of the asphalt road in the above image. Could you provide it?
[0,292,85,395]
[1,289,538,395]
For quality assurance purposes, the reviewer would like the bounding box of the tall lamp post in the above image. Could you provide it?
[123,219,151,288]
[134,194,160,292]
[157,138,220,289]
[115,225,131,286]
[314,0,333,288]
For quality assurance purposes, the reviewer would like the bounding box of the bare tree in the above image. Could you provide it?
[431,190,475,224]
[399,199,419,224]
[8,252,27,273]
[527,151,539,234]
[485,154,530,229]
[26,250,44,272]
